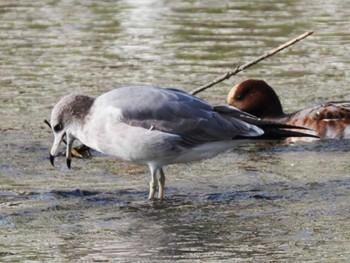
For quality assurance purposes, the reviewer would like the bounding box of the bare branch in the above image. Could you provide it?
[190,31,313,95]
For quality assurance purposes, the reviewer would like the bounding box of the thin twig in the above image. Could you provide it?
[44,119,52,129]
[190,31,313,95]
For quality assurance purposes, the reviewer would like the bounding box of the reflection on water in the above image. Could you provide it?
[1,0,350,261]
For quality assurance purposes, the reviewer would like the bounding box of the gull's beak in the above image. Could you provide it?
[65,133,74,169]
[49,132,65,167]
[50,154,55,166]
[50,130,75,169]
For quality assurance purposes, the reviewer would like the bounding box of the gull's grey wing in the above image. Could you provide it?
[95,86,263,145]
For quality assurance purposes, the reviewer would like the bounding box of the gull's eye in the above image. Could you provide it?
[53,123,63,132]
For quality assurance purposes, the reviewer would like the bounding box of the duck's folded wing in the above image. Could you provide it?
[311,102,350,120]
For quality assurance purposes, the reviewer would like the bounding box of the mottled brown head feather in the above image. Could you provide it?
[51,94,94,130]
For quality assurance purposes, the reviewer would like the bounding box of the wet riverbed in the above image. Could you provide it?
[1,0,350,262]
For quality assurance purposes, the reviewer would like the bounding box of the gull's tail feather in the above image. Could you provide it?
[214,105,319,140]
[249,126,318,140]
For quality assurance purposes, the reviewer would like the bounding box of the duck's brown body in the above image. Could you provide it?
[227,79,350,139]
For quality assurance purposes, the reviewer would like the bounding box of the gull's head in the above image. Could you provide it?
[49,93,94,169]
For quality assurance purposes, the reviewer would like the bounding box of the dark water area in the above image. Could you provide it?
[1,0,350,262]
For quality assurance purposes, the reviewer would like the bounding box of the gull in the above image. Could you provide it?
[49,86,316,200]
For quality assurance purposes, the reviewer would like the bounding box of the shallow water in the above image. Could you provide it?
[1,0,350,262]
